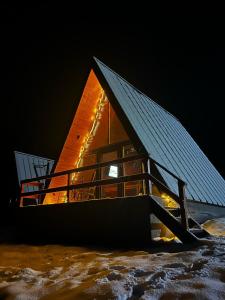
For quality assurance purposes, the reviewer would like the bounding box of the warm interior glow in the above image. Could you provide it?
[44,70,104,204]
[158,193,178,239]
[161,193,178,208]
[44,70,129,204]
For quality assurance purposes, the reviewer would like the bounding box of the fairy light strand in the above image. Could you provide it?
[71,89,108,184]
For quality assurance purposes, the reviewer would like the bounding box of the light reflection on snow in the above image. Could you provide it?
[203,217,225,237]
[0,218,224,299]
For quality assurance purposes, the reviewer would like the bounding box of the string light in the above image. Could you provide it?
[70,89,108,185]
[48,90,108,204]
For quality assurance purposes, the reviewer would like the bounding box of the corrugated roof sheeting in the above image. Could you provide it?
[14,151,54,193]
[94,58,225,206]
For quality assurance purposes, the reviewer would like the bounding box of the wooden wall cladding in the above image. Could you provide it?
[44,70,102,204]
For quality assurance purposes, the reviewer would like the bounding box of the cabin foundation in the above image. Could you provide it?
[11,196,151,245]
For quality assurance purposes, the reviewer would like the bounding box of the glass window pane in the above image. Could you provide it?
[101,151,118,198]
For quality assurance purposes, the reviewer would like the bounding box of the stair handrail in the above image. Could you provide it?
[148,155,186,184]
[145,156,189,230]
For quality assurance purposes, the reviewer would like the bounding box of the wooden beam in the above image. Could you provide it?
[21,173,149,198]
[21,154,147,184]
[147,174,181,205]
[178,180,189,230]
[67,173,70,203]
[118,147,125,197]
[143,158,151,195]
[149,196,197,243]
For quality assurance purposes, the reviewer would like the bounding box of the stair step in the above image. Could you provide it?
[150,196,198,244]
[188,217,201,228]
[189,228,209,238]
[166,208,180,217]
[175,217,201,229]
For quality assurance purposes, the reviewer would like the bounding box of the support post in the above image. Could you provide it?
[178,180,189,230]
[95,152,101,199]
[67,173,70,202]
[19,183,24,207]
[143,158,152,195]
[118,148,125,197]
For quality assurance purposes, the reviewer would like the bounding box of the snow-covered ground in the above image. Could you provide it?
[0,218,224,299]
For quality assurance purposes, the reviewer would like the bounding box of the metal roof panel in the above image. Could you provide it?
[94,57,225,206]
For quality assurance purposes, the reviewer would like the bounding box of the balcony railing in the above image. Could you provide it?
[19,154,188,229]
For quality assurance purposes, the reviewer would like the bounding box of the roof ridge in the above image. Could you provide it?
[93,57,180,122]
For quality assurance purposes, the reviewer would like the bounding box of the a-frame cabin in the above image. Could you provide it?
[15,57,225,245]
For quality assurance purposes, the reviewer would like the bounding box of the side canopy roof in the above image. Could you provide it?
[93,57,225,206]
[14,151,54,192]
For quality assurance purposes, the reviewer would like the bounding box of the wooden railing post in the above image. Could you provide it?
[118,148,125,197]
[96,152,101,199]
[19,183,24,207]
[67,174,70,202]
[95,167,101,199]
[178,180,189,230]
[143,158,152,195]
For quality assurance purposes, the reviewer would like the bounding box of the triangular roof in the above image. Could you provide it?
[93,57,225,206]
[46,57,225,206]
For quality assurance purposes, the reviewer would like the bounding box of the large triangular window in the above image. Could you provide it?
[44,71,144,204]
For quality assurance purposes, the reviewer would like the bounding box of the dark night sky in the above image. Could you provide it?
[1,5,225,206]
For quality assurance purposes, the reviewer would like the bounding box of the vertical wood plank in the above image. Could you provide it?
[67,174,70,202]
[118,147,124,197]
[178,180,189,230]
[143,158,151,195]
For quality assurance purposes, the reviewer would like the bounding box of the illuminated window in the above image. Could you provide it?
[108,165,118,178]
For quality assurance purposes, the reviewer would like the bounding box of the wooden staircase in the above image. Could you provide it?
[149,195,209,243]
